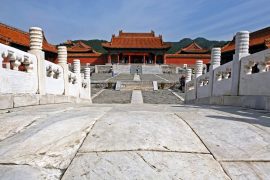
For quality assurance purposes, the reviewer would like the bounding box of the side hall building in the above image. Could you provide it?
[63,40,106,66]
[165,41,211,67]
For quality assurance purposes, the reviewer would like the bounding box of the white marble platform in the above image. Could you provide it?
[0,103,269,179]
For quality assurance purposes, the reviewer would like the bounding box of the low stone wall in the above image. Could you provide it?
[185,95,270,111]
[0,94,91,110]
[95,65,112,73]
[185,31,270,111]
[0,27,92,110]
[161,65,176,74]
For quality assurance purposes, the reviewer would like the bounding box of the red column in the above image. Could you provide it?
[163,54,166,64]
[108,54,111,64]
[128,55,131,64]
[154,55,157,64]
[143,55,146,64]
[117,54,120,64]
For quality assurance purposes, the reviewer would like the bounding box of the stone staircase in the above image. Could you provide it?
[142,65,162,74]
[130,65,142,74]
[113,64,131,74]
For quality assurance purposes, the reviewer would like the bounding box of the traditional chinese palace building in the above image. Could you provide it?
[102,30,171,64]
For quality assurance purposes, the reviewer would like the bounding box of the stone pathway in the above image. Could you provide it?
[131,90,144,104]
[0,103,269,179]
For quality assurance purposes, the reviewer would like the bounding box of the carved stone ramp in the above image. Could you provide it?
[131,90,143,104]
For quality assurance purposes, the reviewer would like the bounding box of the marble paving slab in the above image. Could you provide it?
[80,111,208,153]
[176,108,270,161]
[62,152,230,180]
[0,165,61,180]
[0,106,111,170]
[221,162,270,180]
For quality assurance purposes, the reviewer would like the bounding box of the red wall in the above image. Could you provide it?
[165,57,210,65]
[67,55,106,65]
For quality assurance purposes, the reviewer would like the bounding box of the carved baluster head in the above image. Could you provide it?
[185,68,192,83]
[195,60,203,78]
[235,31,249,56]
[84,67,91,80]
[211,48,221,71]
[57,46,67,65]
[29,27,43,51]
[73,59,81,74]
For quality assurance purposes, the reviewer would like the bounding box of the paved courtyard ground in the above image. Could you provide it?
[0,103,269,179]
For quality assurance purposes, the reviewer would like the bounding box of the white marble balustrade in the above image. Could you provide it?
[0,43,38,93]
[239,49,270,96]
[212,61,233,96]
[185,80,196,101]
[45,60,65,95]
[68,71,80,97]
[0,26,92,104]
[196,72,211,98]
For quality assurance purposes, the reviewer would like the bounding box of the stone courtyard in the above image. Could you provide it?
[0,103,269,179]
[0,18,270,180]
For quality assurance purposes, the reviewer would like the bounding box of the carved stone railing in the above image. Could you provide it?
[45,60,64,95]
[0,26,92,105]
[212,61,233,96]
[45,61,62,79]
[68,71,80,97]
[185,80,196,101]
[213,61,232,82]
[0,43,38,93]
[239,49,270,96]
[0,43,37,73]
[80,78,90,99]
[196,72,211,98]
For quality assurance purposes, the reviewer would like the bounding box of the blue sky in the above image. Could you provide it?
[1,0,270,44]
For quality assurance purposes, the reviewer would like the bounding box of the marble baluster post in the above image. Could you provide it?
[84,67,92,103]
[231,31,250,95]
[73,59,80,74]
[58,46,69,96]
[184,68,192,99]
[28,27,45,95]
[195,60,203,78]
[209,48,221,96]
[73,59,81,97]
[195,60,203,99]
[185,68,192,83]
